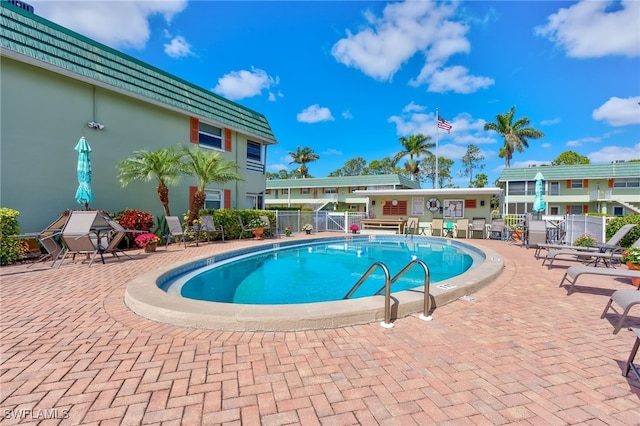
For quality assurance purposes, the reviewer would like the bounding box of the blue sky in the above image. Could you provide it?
[31,0,640,186]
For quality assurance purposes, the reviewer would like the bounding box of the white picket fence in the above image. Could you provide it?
[273,211,367,234]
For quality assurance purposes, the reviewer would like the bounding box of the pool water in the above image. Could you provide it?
[164,239,477,305]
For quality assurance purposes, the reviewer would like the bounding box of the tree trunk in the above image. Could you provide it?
[157,182,171,216]
[188,190,206,225]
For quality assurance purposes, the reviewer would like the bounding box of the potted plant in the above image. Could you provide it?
[135,232,161,252]
[302,224,313,234]
[621,247,640,287]
[192,218,201,232]
[284,226,292,237]
[350,224,359,234]
[573,233,597,247]
[249,218,266,239]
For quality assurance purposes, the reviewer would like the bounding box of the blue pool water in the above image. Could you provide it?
[163,238,480,305]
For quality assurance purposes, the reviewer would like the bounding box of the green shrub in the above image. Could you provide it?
[606,214,640,248]
[200,208,276,239]
[0,208,23,265]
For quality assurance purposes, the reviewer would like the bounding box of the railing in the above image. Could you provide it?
[273,210,367,234]
[343,259,431,328]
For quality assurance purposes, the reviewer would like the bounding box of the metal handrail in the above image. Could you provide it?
[343,262,390,300]
[344,259,431,328]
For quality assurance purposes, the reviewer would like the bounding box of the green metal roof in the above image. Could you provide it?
[0,2,276,143]
[498,162,640,181]
[267,174,421,189]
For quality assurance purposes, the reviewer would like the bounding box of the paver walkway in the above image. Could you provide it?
[1,236,639,425]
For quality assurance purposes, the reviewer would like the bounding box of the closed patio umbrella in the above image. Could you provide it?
[74,136,95,210]
[533,171,546,213]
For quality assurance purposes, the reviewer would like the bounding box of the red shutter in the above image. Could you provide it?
[224,129,232,152]
[583,205,588,214]
[566,205,571,215]
[190,117,199,144]
[608,178,614,188]
[583,179,588,188]
[224,189,231,209]
[566,180,571,188]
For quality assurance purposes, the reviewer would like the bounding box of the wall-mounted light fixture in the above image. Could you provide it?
[87,121,105,130]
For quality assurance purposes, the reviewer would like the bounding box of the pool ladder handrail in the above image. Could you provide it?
[343,259,431,328]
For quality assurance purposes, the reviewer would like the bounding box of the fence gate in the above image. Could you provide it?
[327,212,346,232]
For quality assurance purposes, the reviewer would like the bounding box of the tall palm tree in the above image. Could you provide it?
[182,146,241,224]
[117,145,184,216]
[392,134,435,180]
[484,106,544,168]
[289,146,319,178]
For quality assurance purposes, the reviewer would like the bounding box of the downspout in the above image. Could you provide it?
[234,132,239,209]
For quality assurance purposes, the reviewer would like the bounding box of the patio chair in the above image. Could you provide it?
[22,213,69,268]
[489,219,506,240]
[56,211,102,267]
[238,216,254,239]
[200,215,224,242]
[470,217,486,239]
[455,219,469,238]
[526,219,547,249]
[559,265,640,295]
[431,219,443,237]
[165,216,189,248]
[542,231,640,267]
[260,215,278,238]
[601,289,640,334]
[536,224,636,259]
[98,213,135,261]
[405,217,419,236]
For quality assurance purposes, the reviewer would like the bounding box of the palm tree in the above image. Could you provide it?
[117,145,184,216]
[289,146,319,178]
[392,134,435,180]
[182,146,241,224]
[484,106,544,168]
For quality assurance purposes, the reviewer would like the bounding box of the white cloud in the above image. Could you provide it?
[402,101,426,113]
[536,0,640,58]
[268,163,290,172]
[587,143,640,162]
[342,110,353,119]
[322,149,343,156]
[31,0,187,49]
[567,136,602,147]
[164,36,192,58]
[213,68,279,101]
[592,96,640,126]
[388,110,491,146]
[540,118,561,126]
[297,105,334,123]
[331,0,492,93]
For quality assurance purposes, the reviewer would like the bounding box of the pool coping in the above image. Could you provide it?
[124,235,504,331]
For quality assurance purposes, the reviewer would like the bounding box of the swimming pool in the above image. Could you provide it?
[162,239,476,304]
[125,235,504,331]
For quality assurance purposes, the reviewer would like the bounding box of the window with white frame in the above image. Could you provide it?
[507,181,525,195]
[246,193,263,209]
[198,122,222,150]
[613,178,640,188]
[549,182,560,195]
[324,188,337,194]
[204,189,222,210]
[570,180,583,189]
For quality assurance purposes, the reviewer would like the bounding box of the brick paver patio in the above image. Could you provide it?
[1,236,639,425]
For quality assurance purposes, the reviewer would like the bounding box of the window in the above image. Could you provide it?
[246,193,263,209]
[613,178,640,188]
[570,180,583,189]
[507,181,525,195]
[570,205,583,215]
[247,141,261,161]
[203,189,222,210]
[300,188,310,195]
[613,206,624,216]
[549,206,560,215]
[382,200,407,216]
[198,122,222,150]
[549,182,560,195]
[324,188,337,194]
[281,188,289,195]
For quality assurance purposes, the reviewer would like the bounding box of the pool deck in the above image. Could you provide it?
[1,234,639,424]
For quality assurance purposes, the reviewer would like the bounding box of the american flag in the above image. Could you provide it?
[437,115,452,133]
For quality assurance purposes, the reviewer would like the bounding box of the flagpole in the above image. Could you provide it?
[435,108,439,189]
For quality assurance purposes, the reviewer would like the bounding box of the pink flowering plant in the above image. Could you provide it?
[621,247,640,267]
[135,232,160,248]
[350,224,359,232]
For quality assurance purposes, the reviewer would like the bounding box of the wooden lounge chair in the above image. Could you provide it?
[601,289,640,334]
[559,265,640,295]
